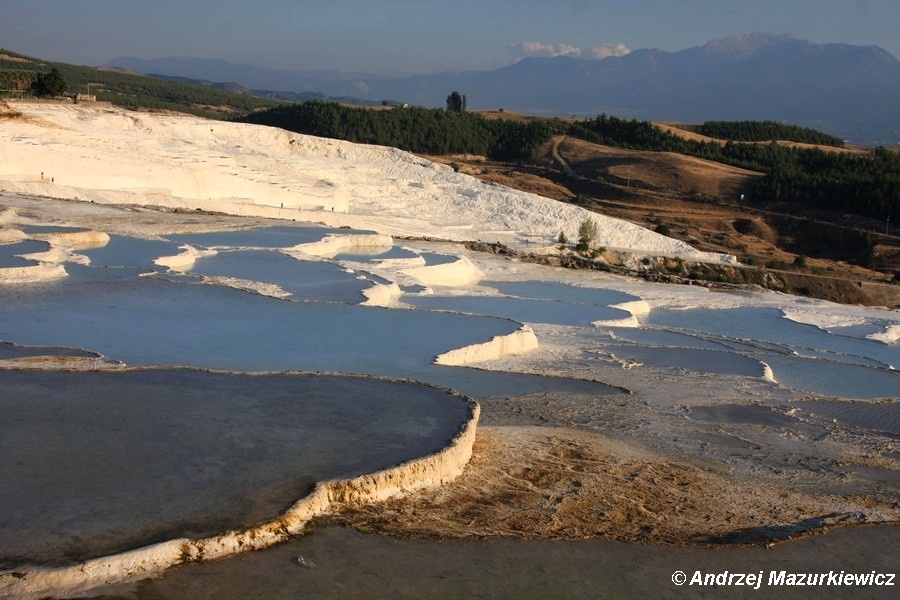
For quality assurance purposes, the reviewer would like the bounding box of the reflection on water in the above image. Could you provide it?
[167,225,372,248]
[3,222,900,596]
[81,235,182,269]
[406,294,631,326]
[332,245,419,262]
[646,306,899,368]
[598,306,900,399]
[3,234,897,403]
[418,251,459,266]
[486,279,641,306]
[0,341,96,359]
[597,344,771,378]
[0,240,47,267]
[764,354,899,399]
[0,275,519,383]
[0,369,471,568]
[794,399,900,438]
[189,250,371,303]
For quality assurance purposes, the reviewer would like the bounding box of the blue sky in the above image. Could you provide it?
[2,0,898,75]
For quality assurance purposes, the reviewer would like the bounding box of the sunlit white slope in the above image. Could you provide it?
[0,101,732,262]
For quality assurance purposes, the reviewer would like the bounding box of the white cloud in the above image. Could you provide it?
[509,41,583,58]
[591,43,631,59]
[508,41,630,61]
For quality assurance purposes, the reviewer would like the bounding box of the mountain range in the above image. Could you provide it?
[108,34,900,145]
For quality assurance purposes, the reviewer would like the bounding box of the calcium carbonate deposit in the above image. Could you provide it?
[1,101,897,600]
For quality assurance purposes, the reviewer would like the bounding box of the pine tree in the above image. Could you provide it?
[446,91,464,112]
[576,218,598,253]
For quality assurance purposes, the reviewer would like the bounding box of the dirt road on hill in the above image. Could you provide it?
[429,131,899,307]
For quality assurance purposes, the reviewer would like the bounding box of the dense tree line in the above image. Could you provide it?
[566,113,771,170]
[754,145,898,220]
[239,106,896,220]
[0,50,279,117]
[238,101,557,160]
[565,114,896,220]
[3,46,891,223]
[0,69,36,91]
[568,114,693,152]
[696,120,845,147]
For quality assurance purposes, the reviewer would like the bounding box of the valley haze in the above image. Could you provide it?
[108,33,900,145]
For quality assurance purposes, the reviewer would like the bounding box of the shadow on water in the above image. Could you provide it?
[697,514,857,544]
[127,524,900,600]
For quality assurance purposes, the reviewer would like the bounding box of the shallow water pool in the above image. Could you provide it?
[0,240,48,267]
[0,369,472,568]
[188,249,372,303]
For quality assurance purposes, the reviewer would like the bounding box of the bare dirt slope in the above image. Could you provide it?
[433,127,899,307]
[546,135,761,201]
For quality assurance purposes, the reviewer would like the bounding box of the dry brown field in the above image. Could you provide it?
[431,116,899,307]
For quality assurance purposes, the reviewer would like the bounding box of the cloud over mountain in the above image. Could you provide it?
[590,43,631,58]
[508,41,629,60]
[509,41,582,58]
[109,34,900,145]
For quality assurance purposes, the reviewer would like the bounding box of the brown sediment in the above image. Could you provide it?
[332,426,899,546]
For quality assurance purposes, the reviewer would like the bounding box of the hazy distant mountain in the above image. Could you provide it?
[106,56,392,96]
[145,73,387,105]
[109,34,900,145]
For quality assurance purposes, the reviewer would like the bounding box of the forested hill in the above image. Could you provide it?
[240,103,898,222]
[2,43,894,224]
[694,120,845,146]
[236,101,556,160]
[569,114,898,221]
[0,49,280,118]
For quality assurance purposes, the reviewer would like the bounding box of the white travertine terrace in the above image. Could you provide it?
[284,233,394,258]
[0,228,108,282]
[0,262,67,284]
[591,299,652,328]
[0,228,26,244]
[198,275,293,299]
[0,400,480,600]
[0,101,735,262]
[153,244,217,271]
[434,325,539,366]
[402,255,484,287]
[29,230,111,251]
[361,281,404,307]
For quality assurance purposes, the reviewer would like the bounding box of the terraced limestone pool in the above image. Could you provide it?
[1,215,898,599]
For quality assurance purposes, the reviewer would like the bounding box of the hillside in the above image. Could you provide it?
[0,49,280,118]
[0,100,729,265]
[439,120,899,307]
[2,43,897,306]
